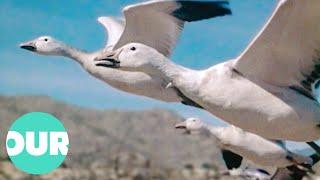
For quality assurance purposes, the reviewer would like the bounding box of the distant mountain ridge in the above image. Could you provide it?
[0,95,223,169]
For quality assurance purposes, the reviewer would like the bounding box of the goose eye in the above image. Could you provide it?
[44,38,48,42]
[130,47,136,51]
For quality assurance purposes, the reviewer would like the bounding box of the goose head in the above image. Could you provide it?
[20,36,66,56]
[175,117,204,132]
[94,43,165,73]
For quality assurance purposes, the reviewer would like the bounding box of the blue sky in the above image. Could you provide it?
[0,1,276,124]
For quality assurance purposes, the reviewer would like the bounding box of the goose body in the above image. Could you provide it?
[96,43,320,141]
[175,118,311,167]
[96,0,320,142]
[175,61,320,141]
[19,0,231,105]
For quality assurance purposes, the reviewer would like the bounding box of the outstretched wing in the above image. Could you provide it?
[233,0,320,98]
[97,16,125,49]
[113,0,231,57]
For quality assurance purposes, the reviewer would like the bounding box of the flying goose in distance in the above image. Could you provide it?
[176,118,320,180]
[95,0,320,143]
[19,0,231,108]
[175,117,312,168]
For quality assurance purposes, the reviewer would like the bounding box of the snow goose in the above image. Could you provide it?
[177,118,320,180]
[95,42,320,143]
[175,117,312,168]
[20,0,231,107]
[95,0,320,143]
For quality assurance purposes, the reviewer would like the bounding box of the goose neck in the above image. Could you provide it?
[61,45,90,65]
[153,58,193,81]
[206,125,224,138]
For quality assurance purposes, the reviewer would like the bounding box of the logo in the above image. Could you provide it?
[6,112,69,174]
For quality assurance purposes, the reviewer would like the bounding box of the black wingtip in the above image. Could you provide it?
[172,1,232,22]
[221,149,243,170]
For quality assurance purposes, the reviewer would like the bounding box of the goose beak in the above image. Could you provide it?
[19,41,36,52]
[94,49,122,68]
[175,121,191,134]
[175,121,187,129]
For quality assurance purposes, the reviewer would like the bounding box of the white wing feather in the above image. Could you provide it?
[233,0,320,94]
[113,0,183,57]
[97,16,125,49]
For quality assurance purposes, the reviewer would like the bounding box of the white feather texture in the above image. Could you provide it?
[20,0,231,104]
[97,16,125,49]
[96,0,320,141]
[176,117,311,167]
[19,16,182,102]
[234,0,320,98]
[101,42,320,141]
[113,0,184,57]
[113,0,231,57]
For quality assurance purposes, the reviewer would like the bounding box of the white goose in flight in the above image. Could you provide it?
[19,0,231,107]
[175,117,312,168]
[176,118,320,179]
[95,0,320,143]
